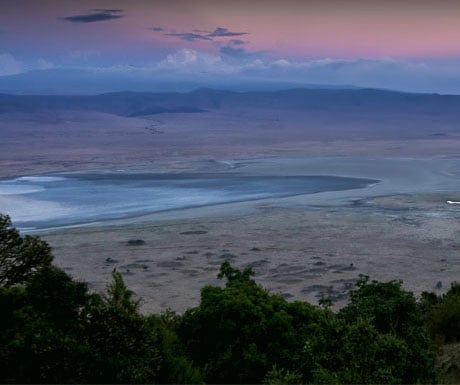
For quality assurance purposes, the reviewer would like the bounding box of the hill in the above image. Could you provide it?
[1,88,460,118]
[2,87,460,177]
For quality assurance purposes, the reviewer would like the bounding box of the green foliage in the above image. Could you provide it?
[0,266,93,383]
[340,276,420,335]
[0,220,196,383]
[264,365,303,385]
[146,313,204,384]
[303,313,414,384]
[26,265,89,325]
[84,269,199,383]
[175,264,439,384]
[424,282,460,344]
[103,269,140,314]
[178,262,316,383]
[0,214,53,286]
[338,276,436,384]
[218,260,255,283]
[84,299,162,383]
[0,217,450,384]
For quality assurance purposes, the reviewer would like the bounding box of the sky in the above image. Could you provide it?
[2,0,460,93]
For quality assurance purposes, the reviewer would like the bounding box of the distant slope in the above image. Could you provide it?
[0,68,358,94]
[1,88,460,118]
[2,87,460,177]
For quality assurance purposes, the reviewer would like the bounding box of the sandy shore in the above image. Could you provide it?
[29,157,460,314]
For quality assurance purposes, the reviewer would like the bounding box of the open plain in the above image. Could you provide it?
[31,157,460,314]
[1,89,460,313]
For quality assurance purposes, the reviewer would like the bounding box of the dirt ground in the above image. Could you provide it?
[2,111,460,314]
[38,189,460,314]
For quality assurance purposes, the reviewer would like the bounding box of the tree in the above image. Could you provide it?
[340,276,419,335]
[0,216,197,384]
[178,262,317,383]
[338,277,436,384]
[145,312,204,384]
[103,269,140,314]
[264,365,303,385]
[82,270,162,383]
[0,216,444,384]
[0,266,93,383]
[302,313,414,384]
[424,282,460,344]
[0,214,53,286]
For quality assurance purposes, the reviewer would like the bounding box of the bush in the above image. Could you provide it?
[178,261,317,383]
[425,282,460,344]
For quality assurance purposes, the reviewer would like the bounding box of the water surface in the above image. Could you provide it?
[0,172,378,230]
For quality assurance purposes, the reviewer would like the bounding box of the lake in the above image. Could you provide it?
[0,172,378,230]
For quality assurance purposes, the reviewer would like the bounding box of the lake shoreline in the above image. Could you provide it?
[23,156,460,314]
[10,155,460,233]
[5,173,377,232]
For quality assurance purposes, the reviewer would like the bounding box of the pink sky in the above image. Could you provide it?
[2,0,460,60]
[2,0,460,93]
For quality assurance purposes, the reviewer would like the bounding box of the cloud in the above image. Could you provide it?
[228,56,460,93]
[155,50,460,94]
[220,45,265,62]
[66,50,103,65]
[150,27,164,32]
[220,46,249,57]
[157,49,234,74]
[61,9,124,23]
[37,58,54,70]
[164,32,211,42]
[158,49,218,67]
[9,46,460,94]
[161,27,248,43]
[0,53,23,76]
[229,39,245,45]
[208,27,247,37]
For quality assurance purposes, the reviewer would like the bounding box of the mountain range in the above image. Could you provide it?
[1,88,460,119]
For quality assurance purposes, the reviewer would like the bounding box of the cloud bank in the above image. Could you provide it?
[2,49,460,94]
[0,53,23,76]
[153,50,460,94]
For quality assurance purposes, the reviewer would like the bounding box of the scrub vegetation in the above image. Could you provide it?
[0,214,458,384]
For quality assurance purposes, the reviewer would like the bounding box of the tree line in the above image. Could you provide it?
[1,214,459,384]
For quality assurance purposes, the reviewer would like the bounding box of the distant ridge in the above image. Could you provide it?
[0,68,360,95]
[1,88,460,117]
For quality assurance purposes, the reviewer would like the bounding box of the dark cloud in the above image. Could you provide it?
[150,27,164,32]
[229,39,246,45]
[162,26,247,43]
[220,46,246,56]
[165,32,211,42]
[61,9,124,23]
[208,27,247,37]
[220,45,264,61]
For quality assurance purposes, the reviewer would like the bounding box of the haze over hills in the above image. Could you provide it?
[2,86,460,180]
[2,87,460,120]
[0,68,361,95]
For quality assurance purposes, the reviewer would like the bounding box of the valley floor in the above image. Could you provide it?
[33,157,460,313]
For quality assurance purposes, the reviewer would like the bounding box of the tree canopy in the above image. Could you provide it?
[0,215,53,286]
[0,213,453,384]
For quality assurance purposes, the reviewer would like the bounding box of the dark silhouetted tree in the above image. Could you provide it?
[0,214,53,286]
